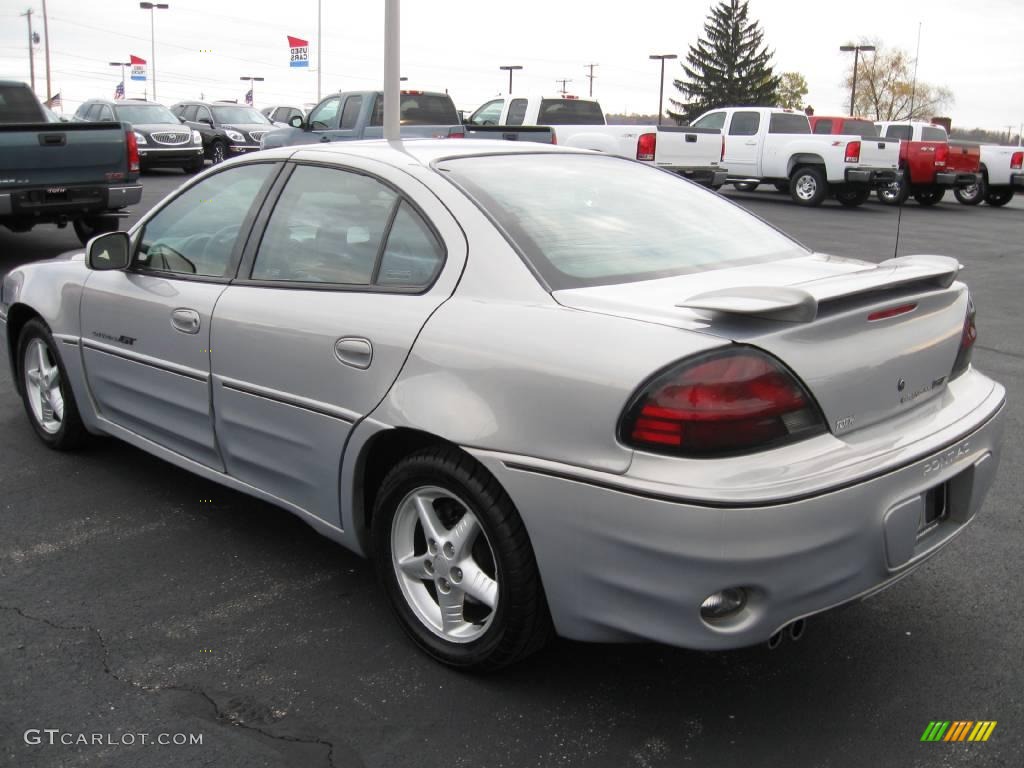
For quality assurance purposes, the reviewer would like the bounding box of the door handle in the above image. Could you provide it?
[334,337,372,369]
[320,135,331,143]
[745,141,757,146]
[170,308,201,335]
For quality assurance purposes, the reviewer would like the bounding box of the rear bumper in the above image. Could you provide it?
[935,171,980,188]
[844,167,898,186]
[0,184,141,219]
[1012,173,1024,188]
[670,167,729,189]
[470,373,1005,649]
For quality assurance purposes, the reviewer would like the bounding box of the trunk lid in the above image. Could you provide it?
[554,254,969,438]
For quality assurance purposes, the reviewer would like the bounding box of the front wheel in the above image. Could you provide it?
[984,188,1015,207]
[789,166,828,206]
[371,446,550,670]
[17,319,87,450]
[72,215,119,246]
[209,139,227,165]
[913,188,946,206]
[835,187,871,207]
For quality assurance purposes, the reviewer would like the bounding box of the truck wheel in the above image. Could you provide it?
[984,188,1014,207]
[733,181,759,192]
[789,166,827,206]
[209,139,227,165]
[72,216,120,246]
[876,179,909,205]
[773,182,789,193]
[954,181,985,205]
[835,187,871,207]
[913,188,945,206]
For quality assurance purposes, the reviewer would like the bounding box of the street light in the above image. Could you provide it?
[109,60,131,95]
[839,44,875,116]
[239,75,265,105]
[139,3,169,101]
[649,54,677,126]
[499,65,522,94]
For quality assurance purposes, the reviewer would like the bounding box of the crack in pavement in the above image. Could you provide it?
[1,604,359,768]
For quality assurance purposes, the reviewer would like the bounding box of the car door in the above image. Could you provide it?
[79,161,280,469]
[209,156,467,525]
[724,110,760,177]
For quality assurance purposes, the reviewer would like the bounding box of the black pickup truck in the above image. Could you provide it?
[0,81,142,244]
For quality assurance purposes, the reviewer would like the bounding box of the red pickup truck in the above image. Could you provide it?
[874,121,980,206]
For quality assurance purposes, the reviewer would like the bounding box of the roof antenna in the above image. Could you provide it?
[894,22,922,259]
[383,0,400,142]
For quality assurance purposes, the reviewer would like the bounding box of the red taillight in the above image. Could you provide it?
[934,143,949,168]
[448,130,465,139]
[620,348,824,457]
[1011,151,1023,170]
[952,296,977,378]
[126,129,140,174]
[636,132,656,162]
[844,140,861,163]
[550,129,557,145]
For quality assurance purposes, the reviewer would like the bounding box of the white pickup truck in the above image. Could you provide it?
[466,94,728,189]
[690,107,900,206]
[953,145,1023,207]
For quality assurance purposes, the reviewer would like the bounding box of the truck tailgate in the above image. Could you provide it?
[0,122,128,186]
[653,126,722,169]
[853,134,900,169]
[946,141,981,174]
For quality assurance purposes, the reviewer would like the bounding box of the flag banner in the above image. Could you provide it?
[130,55,147,81]
[115,81,125,100]
[288,35,309,68]
[45,92,61,107]
[245,88,253,106]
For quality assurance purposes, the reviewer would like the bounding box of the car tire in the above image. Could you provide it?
[733,181,759,192]
[876,177,909,205]
[17,319,87,450]
[913,188,945,206]
[210,139,227,165]
[984,188,1014,207]
[835,187,871,207]
[72,215,120,246]
[371,445,551,671]
[789,166,828,206]
[954,179,985,206]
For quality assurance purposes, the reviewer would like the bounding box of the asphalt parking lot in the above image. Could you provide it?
[2,170,1022,768]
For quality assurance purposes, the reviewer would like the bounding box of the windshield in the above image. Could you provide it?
[211,106,270,124]
[537,99,605,125]
[115,104,180,125]
[438,153,807,290]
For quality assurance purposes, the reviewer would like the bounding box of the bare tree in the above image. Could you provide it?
[843,40,953,120]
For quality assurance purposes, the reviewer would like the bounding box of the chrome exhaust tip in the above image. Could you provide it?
[789,618,806,642]
[767,630,783,650]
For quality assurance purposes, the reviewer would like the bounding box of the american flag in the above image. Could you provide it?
[115,81,125,100]
[45,92,61,107]
[244,88,253,106]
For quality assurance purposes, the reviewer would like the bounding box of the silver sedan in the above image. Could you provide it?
[0,140,1005,670]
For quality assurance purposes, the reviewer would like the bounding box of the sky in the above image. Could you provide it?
[1,0,1022,132]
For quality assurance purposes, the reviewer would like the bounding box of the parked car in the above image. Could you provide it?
[0,80,141,245]
[259,90,552,148]
[260,103,316,124]
[76,98,205,173]
[1,140,1004,670]
[953,145,1023,207]
[466,94,727,189]
[874,121,981,206]
[169,100,273,164]
[691,107,899,206]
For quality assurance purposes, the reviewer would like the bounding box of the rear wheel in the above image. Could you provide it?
[732,181,759,192]
[984,188,1015,207]
[877,177,909,205]
[913,187,946,206]
[954,178,985,205]
[72,215,119,246]
[834,187,871,207]
[789,166,827,206]
[17,319,87,450]
[371,446,550,670]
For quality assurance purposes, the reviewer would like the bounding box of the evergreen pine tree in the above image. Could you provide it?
[668,0,780,124]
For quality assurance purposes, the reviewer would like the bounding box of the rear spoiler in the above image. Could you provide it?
[677,255,961,323]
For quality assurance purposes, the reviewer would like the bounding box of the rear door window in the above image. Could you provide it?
[768,113,810,134]
[728,111,760,136]
[506,99,528,126]
[537,99,604,125]
[339,96,363,130]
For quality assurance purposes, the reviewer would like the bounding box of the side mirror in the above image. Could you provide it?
[87,231,131,271]
[200,118,213,127]
[289,114,304,129]
[178,116,187,123]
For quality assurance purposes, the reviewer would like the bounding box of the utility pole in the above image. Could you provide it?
[41,0,51,101]
[583,63,598,97]
[555,78,572,95]
[20,9,36,94]
[649,54,677,125]
[499,65,522,94]
[383,0,399,140]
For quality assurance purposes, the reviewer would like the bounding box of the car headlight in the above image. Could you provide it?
[225,129,245,143]
[192,129,202,144]
[134,131,147,145]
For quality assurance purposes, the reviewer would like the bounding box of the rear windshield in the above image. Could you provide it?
[115,104,179,125]
[211,106,270,124]
[0,84,45,123]
[841,120,879,138]
[370,93,460,126]
[438,154,807,290]
[537,99,605,125]
[884,125,913,141]
[768,113,810,134]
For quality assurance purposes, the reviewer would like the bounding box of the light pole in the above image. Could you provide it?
[499,65,522,94]
[839,44,875,116]
[20,9,36,93]
[110,60,131,97]
[239,75,264,105]
[649,53,677,126]
[139,2,169,101]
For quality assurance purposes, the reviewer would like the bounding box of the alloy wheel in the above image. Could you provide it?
[23,338,64,435]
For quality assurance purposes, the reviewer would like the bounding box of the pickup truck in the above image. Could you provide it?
[874,121,981,206]
[691,107,899,206]
[466,94,727,189]
[953,145,1023,207]
[0,80,142,244]
[261,90,553,149]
